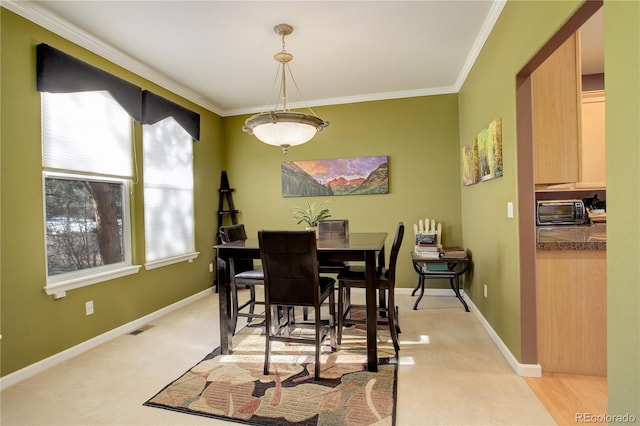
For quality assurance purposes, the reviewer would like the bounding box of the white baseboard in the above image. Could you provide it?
[0,288,213,391]
[463,294,541,377]
[397,287,541,377]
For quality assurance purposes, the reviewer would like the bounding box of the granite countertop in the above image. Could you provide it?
[536,223,606,251]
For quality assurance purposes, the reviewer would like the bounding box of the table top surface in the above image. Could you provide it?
[215,232,388,251]
[411,251,469,263]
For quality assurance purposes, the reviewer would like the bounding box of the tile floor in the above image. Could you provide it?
[0,290,556,425]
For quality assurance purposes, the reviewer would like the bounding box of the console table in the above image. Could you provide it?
[410,252,471,311]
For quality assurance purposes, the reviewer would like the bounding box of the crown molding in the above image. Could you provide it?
[454,0,507,91]
[223,85,458,117]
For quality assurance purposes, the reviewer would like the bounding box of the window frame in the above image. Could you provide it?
[42,171,140,298]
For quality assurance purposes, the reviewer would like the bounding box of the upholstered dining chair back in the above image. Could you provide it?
[318,219,349,239]
[316,220,350,277]
[259,230,321,307]
[386,222,405,283]
[219,224,253,273]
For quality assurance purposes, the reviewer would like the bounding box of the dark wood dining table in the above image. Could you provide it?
[214,231,388,372]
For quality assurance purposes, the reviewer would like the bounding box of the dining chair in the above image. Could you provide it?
[298,219,350,321]
[219,224,265,333]
[336,222,404,352]
[259,229,337,380]
[318,219,349,239]
[317,219,350,273]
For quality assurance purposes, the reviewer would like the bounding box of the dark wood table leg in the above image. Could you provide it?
[365,250,378,372]
[217,256,233,354]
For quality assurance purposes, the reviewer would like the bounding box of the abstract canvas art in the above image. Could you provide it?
[282,156,389,197]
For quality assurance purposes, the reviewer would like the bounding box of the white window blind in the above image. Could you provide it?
[143,117,196,265]
[42,91,133,178]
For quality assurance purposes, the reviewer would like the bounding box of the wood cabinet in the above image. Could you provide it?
[536,250,606,376]
[532,33,582,185]
[580,90,606,186]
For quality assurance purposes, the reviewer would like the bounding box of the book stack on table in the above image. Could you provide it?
[415,233,443,258]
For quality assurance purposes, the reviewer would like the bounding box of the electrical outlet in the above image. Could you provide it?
[507,202,514,218]
[483,284,488,298]
[209,262,214,273]
[85,300,94,316]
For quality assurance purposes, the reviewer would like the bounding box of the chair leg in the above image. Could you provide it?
[231,282,240,334]
[247,285,256,322]
[337,283,345,345]
[329,289,336,351]
[264,303,271,375]
[344,287,351,317]
[314,304,321,381]
[379,288,387,318]
[387,290,400,353]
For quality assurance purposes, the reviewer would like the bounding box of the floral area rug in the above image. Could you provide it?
[144,316,397,425]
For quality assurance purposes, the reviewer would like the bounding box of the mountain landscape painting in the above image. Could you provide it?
[281,156,389,197]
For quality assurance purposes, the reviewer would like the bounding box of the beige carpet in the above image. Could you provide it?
[0,290,556,425]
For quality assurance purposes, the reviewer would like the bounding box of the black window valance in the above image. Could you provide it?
[37,43,142,121]
[142,90,200,141]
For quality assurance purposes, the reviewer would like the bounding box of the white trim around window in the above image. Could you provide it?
[144,252,200,271]
[44,264,142,299]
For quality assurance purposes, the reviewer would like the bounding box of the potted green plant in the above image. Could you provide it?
[291,200,331,229]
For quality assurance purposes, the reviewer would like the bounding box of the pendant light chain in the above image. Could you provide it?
[278,28,291,112]
[242,23,329,153]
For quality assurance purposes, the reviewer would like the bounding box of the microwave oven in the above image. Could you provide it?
[536,199,586,225]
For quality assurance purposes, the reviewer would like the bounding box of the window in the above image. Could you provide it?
[41,90,140,296]
[44,174,128,274]
[37,45,200,296]
[142,117,198,268]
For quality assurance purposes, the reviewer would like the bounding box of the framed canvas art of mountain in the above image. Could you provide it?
[281,156,389,197]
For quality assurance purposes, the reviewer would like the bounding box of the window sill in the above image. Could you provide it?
[44,265,142,298]
[144,252,200,270]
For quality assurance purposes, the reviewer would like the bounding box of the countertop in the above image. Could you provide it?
[536,223,606,251]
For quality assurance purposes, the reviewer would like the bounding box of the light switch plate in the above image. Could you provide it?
[507,202,514,218]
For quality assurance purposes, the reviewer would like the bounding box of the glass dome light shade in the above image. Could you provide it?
[243,111,329,147]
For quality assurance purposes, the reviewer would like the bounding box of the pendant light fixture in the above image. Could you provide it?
[242,23,329,154]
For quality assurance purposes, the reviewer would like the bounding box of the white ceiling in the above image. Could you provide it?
[6,1,603,117]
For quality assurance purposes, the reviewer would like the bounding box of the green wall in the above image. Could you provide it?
[459,0,639,417]
[222,96,463,289]
[458,0,585,367]
[604,0,640,417]
[0,9,223,376]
